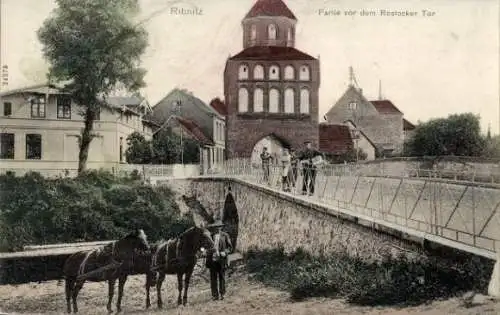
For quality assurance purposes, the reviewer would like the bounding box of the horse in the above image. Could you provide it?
[145,225,215,309]
[63,229,151,314]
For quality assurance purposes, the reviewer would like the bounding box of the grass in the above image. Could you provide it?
[244,246,494,307]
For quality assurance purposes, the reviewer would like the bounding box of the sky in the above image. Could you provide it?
[1,0,499,134]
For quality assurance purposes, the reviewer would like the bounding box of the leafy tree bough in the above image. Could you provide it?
[37,0,149,174]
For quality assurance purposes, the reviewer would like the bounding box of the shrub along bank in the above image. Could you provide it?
[245,246,494,307]
[0,170,193,252]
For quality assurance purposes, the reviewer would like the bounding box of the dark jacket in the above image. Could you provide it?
[260,152,272,165]
[206,231,233,269]
[297,148,322,169]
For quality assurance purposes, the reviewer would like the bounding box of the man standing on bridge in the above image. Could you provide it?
[297,141,323,196]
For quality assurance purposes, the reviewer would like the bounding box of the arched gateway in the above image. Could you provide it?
[250,134,291,165]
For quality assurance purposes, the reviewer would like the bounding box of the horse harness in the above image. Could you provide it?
[77,241,121,280]
[150,238,183,272]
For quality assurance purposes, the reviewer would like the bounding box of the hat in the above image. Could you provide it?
[304,140,312,144]
[207,220,225,228]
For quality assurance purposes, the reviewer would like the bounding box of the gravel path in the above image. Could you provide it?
[1,269,499,315]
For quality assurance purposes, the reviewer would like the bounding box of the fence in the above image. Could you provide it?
[0,163,201,179]
[220,157,500,184]
[214,159,500,258]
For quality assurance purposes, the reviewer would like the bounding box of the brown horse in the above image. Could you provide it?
[145,226,215,309]
[63,229,150,313]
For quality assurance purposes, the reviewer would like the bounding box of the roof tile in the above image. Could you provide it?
[176,117,214,146]
[209,98,227,116]
[245,0,296,20]
[370,100,402,114]
[319,124,354,154]
[230,46,316,61]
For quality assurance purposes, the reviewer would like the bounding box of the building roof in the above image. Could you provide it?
[403,118,416,130]
[370,100,402,115]
[229,46,316,61]
[106,96,142,107]
[0,83,65,97]
[244,0,297,20]
[209,98,227,116]
[319,123,354,154]
[152,88,221,122]
[176,117,214,146]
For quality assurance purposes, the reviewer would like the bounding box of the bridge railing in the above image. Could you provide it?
[213,159,500,258]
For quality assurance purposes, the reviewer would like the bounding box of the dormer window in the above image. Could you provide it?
[268,24,277,40]
[251,25,257,40]
[348,102,357,111]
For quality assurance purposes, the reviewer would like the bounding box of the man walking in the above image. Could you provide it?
[206,220,233,301]
[297,141,323,196]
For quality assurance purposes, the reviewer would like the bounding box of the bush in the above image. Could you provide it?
[244,247,494,306]
[0,171,194,252]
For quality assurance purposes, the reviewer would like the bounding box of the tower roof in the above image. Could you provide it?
[244,0,297,20]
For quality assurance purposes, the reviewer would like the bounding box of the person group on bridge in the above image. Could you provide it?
[261,141,323,196]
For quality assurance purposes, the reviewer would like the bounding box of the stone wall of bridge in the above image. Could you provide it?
[181,178,425,260]
[177,175,500,261]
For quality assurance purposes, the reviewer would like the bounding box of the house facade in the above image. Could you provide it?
[319,122,377,162]
[325,83,415,156]
[224,0,320,159]
[150,88,226,171]
[0,83,154,175]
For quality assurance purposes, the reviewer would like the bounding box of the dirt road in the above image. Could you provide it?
[1,269,499,315]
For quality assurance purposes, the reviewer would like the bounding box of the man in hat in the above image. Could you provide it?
[205,220,233,301]
[297,140,323,196]
[260,147,272,184]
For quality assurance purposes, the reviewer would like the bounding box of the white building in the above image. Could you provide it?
[0,83,155,175]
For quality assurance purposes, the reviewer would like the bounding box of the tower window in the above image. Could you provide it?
[269,65,280,80]
[253,65,264,80]
[300,88,310,113]
[238,64,249,80]
[268,24,277,40]
[251,25,257,40]
[284,65,295,80]
[269,88,279,113]
[299,65,310,81]
[238,87,249,112]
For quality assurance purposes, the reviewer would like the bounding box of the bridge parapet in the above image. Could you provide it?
[190,159,500,260]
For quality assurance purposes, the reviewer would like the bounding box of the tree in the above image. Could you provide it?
[38,0,148,173]
[181,138,201,164]
[124,128,201,164]
[151,129,182,164]
[483,135,500,158]
[406,113,486,156]
[125,132,152,164]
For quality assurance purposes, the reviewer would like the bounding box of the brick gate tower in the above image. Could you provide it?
[224,0,320,159]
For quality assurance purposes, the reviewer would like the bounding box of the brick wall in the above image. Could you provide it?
[224,58,320,157]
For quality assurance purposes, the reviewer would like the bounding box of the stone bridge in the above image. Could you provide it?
[158,162,500,295]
